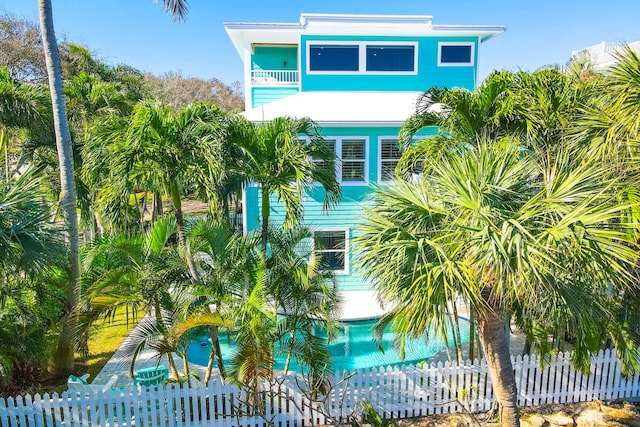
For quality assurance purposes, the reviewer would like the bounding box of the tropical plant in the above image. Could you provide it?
[0,170,63,386]
[356,141,639,427]
[37,0,190,375]
[88,101,226,276]
[0,67,48,183]
[225,116,341,251]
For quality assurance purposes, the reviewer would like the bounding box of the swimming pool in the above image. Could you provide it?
[186,318,470,372]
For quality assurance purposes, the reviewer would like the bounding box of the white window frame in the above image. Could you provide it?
[337,137,369,185]
[377,137,403,183]
[437,42,475,67]
[304,136,369,186]
[306,41,418,75]
[312,228,349,275]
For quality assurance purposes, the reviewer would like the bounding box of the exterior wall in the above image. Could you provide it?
[300,35,478,92]
[251,87,300,108]
[243,126,437,292]
[251,46,298,71]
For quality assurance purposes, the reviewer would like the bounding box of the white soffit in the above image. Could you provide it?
[241,91,423,126]
[224,14,505,57]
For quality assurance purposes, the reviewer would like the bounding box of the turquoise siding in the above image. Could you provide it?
[252,46,298,71]
[243,126,438,292]
[251,87,299,108]
[300,35,478,92]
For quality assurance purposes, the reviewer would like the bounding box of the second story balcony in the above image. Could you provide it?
[251,69,299,86]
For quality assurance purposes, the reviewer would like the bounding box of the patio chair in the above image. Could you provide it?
[67,373,119,394]
[133,365,168,389]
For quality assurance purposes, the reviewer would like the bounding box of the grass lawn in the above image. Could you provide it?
[77,308,140,382]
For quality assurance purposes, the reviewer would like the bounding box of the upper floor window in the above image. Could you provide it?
[311,139,336,170]
[379,138,402,181]
[341,139,366,182]
[438,42,474,66]
[366,45,415,72]
[307,42,417,74]
[309,45,359,71]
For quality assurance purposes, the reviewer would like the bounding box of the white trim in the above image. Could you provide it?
[437,41,475,67]
[243,47,253,110]
[312,228,350,275]
[241,186,248,236]
[306,41,418,75]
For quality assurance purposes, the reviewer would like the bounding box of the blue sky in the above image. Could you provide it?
[2,0,640,87]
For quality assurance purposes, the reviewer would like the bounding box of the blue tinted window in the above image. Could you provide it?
[440,45,472,64]
[366,45,415,71]
[309,45,359,71]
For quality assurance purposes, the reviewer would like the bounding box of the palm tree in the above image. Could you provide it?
[0,170,63,386]
[0,68,49,183]
[226,117,341,251]
[355,141,639,427]
[89,101,226,278]
[37,0,190,376]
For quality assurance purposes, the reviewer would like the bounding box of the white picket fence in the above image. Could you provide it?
[1,349,639,427]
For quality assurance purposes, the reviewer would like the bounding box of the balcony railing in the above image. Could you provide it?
[251,70,299,86]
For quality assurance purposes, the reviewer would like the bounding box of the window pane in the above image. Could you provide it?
[342,161,365,181]
[319,251,345,271]
[380,139,401,159]
[440,45,472,64]
[312,140,336,170]
[310,45,359,71]
[315,231,345,250]
[381,161,398,180]
[366,45,415,71]
[342,139,365,160]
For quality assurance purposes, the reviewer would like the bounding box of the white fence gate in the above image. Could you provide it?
[1,349,639,427]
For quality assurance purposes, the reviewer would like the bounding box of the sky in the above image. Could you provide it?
[2,0,640,87]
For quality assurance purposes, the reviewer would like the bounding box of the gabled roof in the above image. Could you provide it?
[241,91,423,126]
[225,13,506,58]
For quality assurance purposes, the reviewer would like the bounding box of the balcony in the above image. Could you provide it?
[572,41,640,69]
[251,70,299,86]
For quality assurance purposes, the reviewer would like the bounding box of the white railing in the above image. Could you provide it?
[251,70,299,86]
[2,349,639,427]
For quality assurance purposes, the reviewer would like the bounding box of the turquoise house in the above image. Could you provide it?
[224,14,504,319]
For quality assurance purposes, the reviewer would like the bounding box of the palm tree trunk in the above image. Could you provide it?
[204,326,226,385]
[477,306,520,427]
[261,187,270,253]
[39,0,81,376]
[2,128,8,183]
[152,190,163,223]
[170,183,199,281]
[468,306,476,361]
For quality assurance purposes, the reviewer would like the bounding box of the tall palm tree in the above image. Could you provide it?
[37,0,190,376]
[226,116,341,251]
[356,141,639,427]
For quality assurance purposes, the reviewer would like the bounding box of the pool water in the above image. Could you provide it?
[186,318,470,372]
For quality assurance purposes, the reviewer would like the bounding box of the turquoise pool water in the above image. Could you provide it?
[186,318,470,372]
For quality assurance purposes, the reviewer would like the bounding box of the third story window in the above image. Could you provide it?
[309,45,359,71]
[366,45,415,72]
[439,44,473,65]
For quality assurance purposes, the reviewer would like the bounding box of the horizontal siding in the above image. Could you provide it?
[251,87,299,108]
[243,126,439,293]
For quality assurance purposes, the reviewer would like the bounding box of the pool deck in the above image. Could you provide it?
[92,293,530,387]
